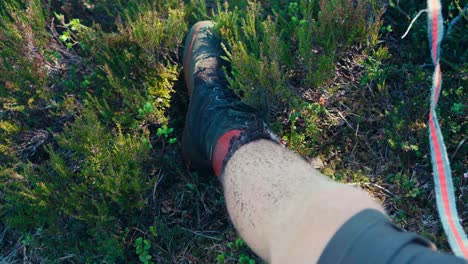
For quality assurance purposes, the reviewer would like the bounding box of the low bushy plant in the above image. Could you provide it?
[2,109,155,261]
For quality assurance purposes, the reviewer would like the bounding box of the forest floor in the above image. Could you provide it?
[0,0,466,263]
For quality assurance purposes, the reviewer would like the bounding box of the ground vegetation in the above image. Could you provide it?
[0,0,466,262]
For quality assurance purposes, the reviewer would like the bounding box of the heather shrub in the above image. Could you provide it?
[214,1,289,117]
[2,109,154,261]
[74,1,186,127]
[0,0,186,261]
[290,0,384,86]
[215,0,384,116]
[0,0,49,163]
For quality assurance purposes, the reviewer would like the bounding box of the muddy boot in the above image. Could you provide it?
[182,21,278,176]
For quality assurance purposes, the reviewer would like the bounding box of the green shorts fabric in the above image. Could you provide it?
[318,209,467,264]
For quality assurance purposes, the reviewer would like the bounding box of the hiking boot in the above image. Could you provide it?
[182,21,278,176]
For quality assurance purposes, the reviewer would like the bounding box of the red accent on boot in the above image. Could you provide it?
[212,129,242,177]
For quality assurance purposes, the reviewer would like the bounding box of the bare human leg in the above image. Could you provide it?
[221,139,384,263]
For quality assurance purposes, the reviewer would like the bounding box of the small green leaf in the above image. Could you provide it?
[139,255,148,263]
[81,79,91,88]
[143,240,151,250]
[54,12,65,23]
[217,253,225,264]
[235,238,245,248]
[135,237,143,245]
[157,128,164,136]
[149,226,158,237]
[227,242,234,249]
[59,31,70,42]
[144,101,153,111]
[239,254,252,264]
[68,19,81,31]
[186,183,196,191]
[451,103,463,114]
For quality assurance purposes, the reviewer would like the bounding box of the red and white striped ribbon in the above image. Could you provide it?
[427,0,468,258]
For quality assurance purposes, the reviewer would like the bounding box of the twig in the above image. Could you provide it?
[401,9,428,39]
[180,228,222,241]
[395,0,411,20]
[451,138,465,159]
[59,254,76,261]
[364,182,395,197]
[348,182,395,197]
[447,4,468,36]
[152,170,164,202]
[337,111,355,131]
[131,227,146,236]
